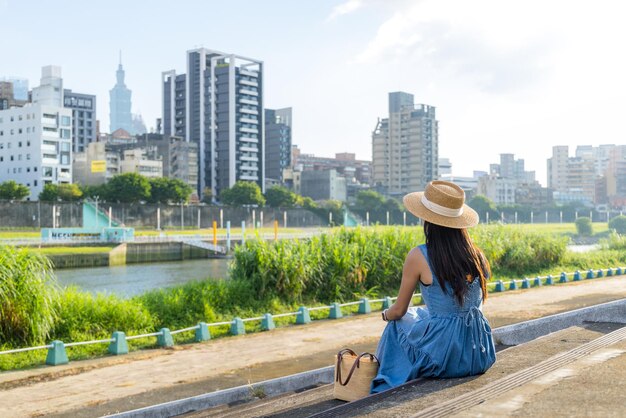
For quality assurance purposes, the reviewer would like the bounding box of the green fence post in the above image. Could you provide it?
[617,267,623,275]
[521,278,530,289]
[157,328,174,347]
[46,340,69,366]
[573,270,581,281]
[587,269,594,279]
[108,331,128,355]
[195,322,211,342]
[533,276,542,287]
[509,280,518,290]
[329,303,343,319]
[597,269,604,278]
[261,313,275,331]
[230,317,245,335]
[545,275,554,285]
[494,280,505,292]
[559,272,568,283]
[358,298,371,314]
[296,307,311,324]
[382,297,393,310]
[607,268,613,277]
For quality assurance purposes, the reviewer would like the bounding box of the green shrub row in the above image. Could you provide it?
[231,226,568,303]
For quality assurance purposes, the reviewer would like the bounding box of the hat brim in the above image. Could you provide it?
[403,192,479,229]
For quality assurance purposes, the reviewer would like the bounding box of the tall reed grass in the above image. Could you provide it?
[231,226,568,303]
[0,246,59,345]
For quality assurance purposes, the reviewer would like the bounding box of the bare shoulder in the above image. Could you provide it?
[405,246,432,285]
[405,246,424,264]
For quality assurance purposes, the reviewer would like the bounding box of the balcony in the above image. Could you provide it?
[239,79,258,87]
[240,155,259,162]
[239,88,258,96]
[240,165,259,171]
[239,107,259,115]
[239,98,258,106]
[240,136,259,143]
[240,126,258,134]
[239,69,258,77]
[239,117,258,124]
[240,145,258,152]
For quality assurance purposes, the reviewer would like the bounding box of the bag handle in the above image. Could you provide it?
[336,351,379,386]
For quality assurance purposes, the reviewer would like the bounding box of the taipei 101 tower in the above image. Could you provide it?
[109,52,133,133]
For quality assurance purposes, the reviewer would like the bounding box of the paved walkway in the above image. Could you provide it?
[1,277,626,417]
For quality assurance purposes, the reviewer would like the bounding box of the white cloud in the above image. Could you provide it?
[326,0,363,21]
[325,0,626,184]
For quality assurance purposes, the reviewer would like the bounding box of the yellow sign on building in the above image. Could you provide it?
[91,160,106,173]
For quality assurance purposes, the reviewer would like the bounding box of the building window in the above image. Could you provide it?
[43,167,52,177]
[61,116,71,126]
[34,180,37,186]
[60,129,70,139]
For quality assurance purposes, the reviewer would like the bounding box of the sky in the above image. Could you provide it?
[1,0,626,186]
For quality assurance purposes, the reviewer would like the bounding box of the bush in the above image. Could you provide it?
[575,217,593,236]
[609,215,626,234]
[0,246,59,346]
[54,288,154,341]
[471,225,567,275]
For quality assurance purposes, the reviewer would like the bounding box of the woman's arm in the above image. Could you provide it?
[384,247,427,321]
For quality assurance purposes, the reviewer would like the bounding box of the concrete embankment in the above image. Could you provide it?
[45,241,220,269]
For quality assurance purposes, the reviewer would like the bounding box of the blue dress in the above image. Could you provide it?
[371,244,496,393]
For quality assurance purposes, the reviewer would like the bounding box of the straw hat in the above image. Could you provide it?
[403,180,478,229]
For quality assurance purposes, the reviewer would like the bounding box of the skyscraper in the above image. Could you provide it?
[265,107,292,185]
[372,92,438,197]
[162,48,264,199]
[109,55,132,134]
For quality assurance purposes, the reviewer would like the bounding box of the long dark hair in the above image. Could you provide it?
[423,221,491,305]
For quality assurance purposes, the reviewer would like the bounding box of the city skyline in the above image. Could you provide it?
[1,0,625,186]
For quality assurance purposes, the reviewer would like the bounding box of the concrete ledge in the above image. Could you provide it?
[113,298,626,418]
[109,366,334,418]
[492,298,626,346]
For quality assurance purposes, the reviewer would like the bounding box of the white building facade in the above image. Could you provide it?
[0,103,72,199]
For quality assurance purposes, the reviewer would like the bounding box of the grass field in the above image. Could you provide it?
[0,222,611,240]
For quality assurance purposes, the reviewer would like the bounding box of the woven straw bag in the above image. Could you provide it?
[333,348,380,401]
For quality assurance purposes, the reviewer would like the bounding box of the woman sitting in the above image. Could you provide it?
[372,180,496,393]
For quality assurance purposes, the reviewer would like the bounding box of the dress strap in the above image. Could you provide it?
[463,306,491,353]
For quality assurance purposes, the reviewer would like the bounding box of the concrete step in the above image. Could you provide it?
[189,322,624,418]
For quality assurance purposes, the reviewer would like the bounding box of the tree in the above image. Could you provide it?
[201,187,213,204]
[80,183,111,202]
[220,181,265,206]
[468,195,499,222]
[609,215,626,234]
[148,177,193,204]
[107,173,151,203]
[575,217,593,236]
[265,186,297,208]
[354,190,385,213]
[0,180,29,201]
[57,184,83,201]
[39,184,59,201]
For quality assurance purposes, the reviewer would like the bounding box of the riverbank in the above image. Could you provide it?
[24,241,223,269]
[2,277,626,418]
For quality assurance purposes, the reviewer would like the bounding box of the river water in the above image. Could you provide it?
[56,245,598,298]
[55,258,232,297]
